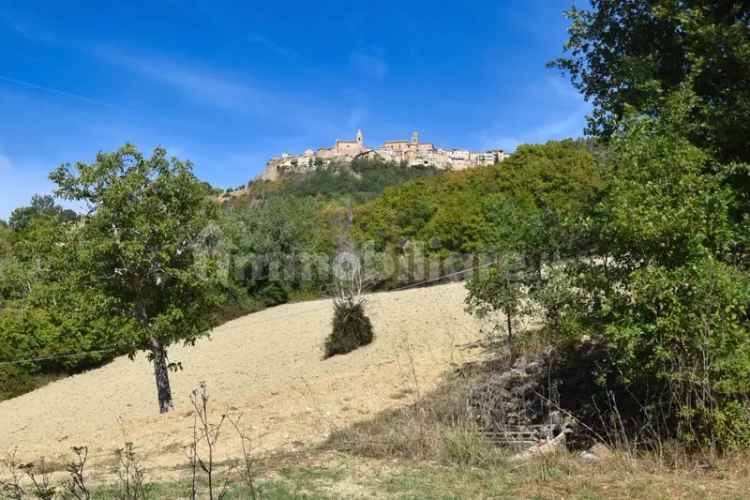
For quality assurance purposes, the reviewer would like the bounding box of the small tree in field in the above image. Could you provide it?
[465,254,530,354]
[51,145,218,413]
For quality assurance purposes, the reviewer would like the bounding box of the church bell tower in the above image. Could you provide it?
[356,129,364,146]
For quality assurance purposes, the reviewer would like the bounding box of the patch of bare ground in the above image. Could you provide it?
[0,282,487,481]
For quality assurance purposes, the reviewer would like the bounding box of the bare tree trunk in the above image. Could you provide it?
[505,271,514,353]
[506,309,513,351]
[150,338,174,413]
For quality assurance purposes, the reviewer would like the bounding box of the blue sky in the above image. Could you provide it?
[0,0,590,219]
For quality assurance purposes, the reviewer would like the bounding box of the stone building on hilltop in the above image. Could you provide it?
[259,130,507,181]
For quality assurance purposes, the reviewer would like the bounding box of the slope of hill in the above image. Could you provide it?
[0,282,484,477]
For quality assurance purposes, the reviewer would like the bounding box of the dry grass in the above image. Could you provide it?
[319,348,750,499]
[321,360,498,464]
[5,344,750,499]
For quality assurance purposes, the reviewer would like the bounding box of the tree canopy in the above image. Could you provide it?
[354,139,603,258]
[9,194,77,233]
[50,144,220,412]
[552,0,750,163]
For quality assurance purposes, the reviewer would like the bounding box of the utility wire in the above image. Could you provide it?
[0,346,124,367]
[0,260,495,367]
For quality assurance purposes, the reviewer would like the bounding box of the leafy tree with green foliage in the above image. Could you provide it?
[0,196,77,308]
[50,144,219,413]
[481,195,544,267]
[9,194,77,232]
[551,0,750,163]
[558,92,750,449]
[421,191,493,255]
[353,176,441,251]
[0,219,10,252]
[221,195,335,303]
[550,0,750,449]
[0,201,126,399]
[465,254,529,354]
[354,140,602,258]
[0,222,15,304]
[493,140,603,224]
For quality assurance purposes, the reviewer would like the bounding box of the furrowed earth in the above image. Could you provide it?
[0,282,486,480]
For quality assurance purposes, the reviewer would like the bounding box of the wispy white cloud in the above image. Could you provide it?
[477,76,590,152]
[95,48,265,111]
[0,7,58,44]
[546,75,583,102]
[247,33,298,59]
[93,47,343,139]
[0,154,11,172]
[350,52,389,80]
[533,109,587,138]
[479,107,588,152]
[0,74,118,109]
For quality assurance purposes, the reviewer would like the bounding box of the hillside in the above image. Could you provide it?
[0,282,485,478]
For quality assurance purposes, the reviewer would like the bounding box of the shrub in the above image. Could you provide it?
[324,299,373,358]
[465,254,532,352]
[0,365,37,401]
[555,95,750,451]
[257,282,289,307]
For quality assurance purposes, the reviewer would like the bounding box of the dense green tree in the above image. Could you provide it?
[548,0,750,449]
[465,254,529,353]
[0,200,71,308]
[486,140,604,271]
[0,221,11,260]
[354,140,602,258]
[557,94,750,448]
[0,195,79,306]
[221,195,335,302]
[494,140,603,222]
[9,194,77,232]
[481,195,546,273]
[0,222,17,307]
[421,191,492,254]
[552,0,750,163]
[50,144,219,413]
[0,204,122,399]
[353,176,441,251]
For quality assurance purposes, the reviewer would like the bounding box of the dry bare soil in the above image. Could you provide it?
[0,283,485,478]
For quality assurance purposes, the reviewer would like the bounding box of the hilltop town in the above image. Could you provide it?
[258,129,508,181]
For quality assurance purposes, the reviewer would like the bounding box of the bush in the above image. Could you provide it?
[258,282,289,307]
[0,365,36,400]
[324,299,373,358]
[554,96,750,451]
